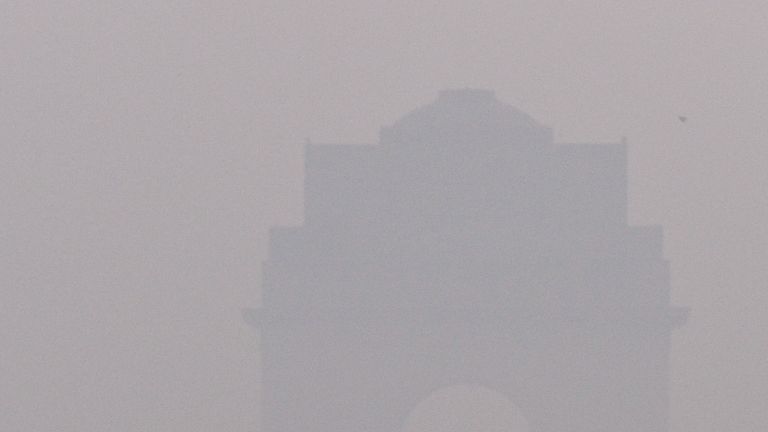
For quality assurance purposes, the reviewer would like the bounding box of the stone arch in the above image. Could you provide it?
[253,90,687,432]
[403,384,530,432]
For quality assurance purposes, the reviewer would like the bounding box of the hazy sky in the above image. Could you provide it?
[2,1,767,431]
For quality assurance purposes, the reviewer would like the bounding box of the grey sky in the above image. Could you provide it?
[1,1,767,431]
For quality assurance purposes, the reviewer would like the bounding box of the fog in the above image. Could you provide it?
[1,2,767,431]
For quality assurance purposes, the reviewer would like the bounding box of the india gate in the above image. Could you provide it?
[245,89,688,432]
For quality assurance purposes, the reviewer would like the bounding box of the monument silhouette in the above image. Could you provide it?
[245,89,688,432]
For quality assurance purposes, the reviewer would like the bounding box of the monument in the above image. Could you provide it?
[245,89,688,432]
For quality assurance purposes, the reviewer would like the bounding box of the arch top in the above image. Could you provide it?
[403,384,530,432]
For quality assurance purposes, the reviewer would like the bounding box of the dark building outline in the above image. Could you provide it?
[246,89,688,432]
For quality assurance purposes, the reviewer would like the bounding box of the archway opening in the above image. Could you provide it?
[403,385,530,432]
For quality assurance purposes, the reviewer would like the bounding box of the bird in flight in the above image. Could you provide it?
[678,115,688,123]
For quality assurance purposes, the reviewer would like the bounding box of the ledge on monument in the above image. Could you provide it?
[379,88,551,146]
